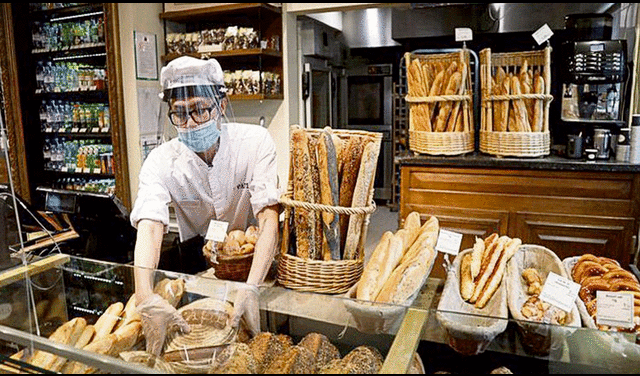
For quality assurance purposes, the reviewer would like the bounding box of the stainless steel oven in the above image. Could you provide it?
[343,63,393,202]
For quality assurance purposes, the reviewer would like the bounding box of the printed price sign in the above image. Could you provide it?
[455,28,473,42]
[205,220,229,242]
[596,291,634,329]
[538,272,580,312]
[532,23,553,45]
[435,229,463,256]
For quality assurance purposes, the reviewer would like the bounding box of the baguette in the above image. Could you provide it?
[460,253,475,301]
[402,211,422,250]
[29,317,87,371]
[495,71,510,132]
[399,216,439,265]
[470,237,485,280]
[308,134,324,259]
[338,136,366,254]
[112,321,143,355]
[427,70,446,123]
[356,231,394,301]
[114,294,140,332]
[469,236,508,304]
[375,243,435,304]
[291,128,317,259]
[360,231,404,301]
[318,128,341,260]
[54,324,95,373]
[446,61,468,132]
[343,140,380,260]
[434,72,462,132]
[70,335,117,374]
[475,237,522,309]
[510,75,531,132]
[532,73,545,132]
[94,301,124,340]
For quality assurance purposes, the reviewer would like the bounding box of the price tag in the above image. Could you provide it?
[538,272,580,312]
[532,23,554,45]
[45,127,53,133]
[455,28,473,42]
[93,168,102,174]
[435,229,463,256]
[101,127,110,133]
[71,127,79,133]
[83,167,91,174]
[205,220,229,242]
[596,291,635,329]
[92,127,100,133]
[80,127,89,133]
[75,167,83,173]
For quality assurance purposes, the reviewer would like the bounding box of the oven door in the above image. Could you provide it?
[346,74,392,126]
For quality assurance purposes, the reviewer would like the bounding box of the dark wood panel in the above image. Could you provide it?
[513,212,635,266]
[404,167,633,200]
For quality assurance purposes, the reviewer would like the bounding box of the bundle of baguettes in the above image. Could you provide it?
[356,212,439,304]
[481,53,548,133]
[289,125,380,262]
[405,51,472,133]
[459,233,522,309]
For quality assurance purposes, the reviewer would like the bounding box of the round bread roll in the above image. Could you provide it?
[239,243,255,255]
[228,229,247,245]
[223,238,242,256]
[245,225,259,245]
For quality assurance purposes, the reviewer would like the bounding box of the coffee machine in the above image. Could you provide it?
[559,13,628,160]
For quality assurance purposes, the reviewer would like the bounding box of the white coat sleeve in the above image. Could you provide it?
[130,156,172,232]
[248,132,280,216]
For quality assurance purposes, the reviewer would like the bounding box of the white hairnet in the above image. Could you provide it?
[159,56,227,101]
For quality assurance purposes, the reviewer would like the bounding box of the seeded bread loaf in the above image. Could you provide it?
[291,128,318,259]
[298,332,341,370]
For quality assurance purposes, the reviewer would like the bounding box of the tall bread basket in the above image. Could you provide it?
[277,127,381,294]
[479,47,554,157]
[405,49,475,155]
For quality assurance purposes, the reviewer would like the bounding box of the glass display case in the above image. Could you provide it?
[0,254,639,374]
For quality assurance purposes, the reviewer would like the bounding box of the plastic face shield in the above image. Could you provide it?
[165,85,227,132]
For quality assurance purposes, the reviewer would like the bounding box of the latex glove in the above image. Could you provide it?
[137,293,191,356]
[230,284,260,337]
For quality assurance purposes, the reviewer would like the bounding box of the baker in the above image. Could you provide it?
[130,56,280,356]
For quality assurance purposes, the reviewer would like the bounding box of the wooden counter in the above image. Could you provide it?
[399,153,640,279]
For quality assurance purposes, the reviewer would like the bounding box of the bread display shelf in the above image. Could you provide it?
[2,253,640,373]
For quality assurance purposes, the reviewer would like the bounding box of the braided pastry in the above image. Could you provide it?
[572,260,608,284]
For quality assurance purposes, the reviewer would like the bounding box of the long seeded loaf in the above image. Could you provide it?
[318,128,341,260]
[343,140,380,260]
[338,136,366,254]
[291,128,317,259]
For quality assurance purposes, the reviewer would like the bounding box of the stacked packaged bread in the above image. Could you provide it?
[404,49,474,155]
[436,233,521,355]
[505,244,581,356]
[564,253,640,333]
[202,226,259,281]
[479,46,553,157]
[344,212,439,333]
[278,125,382,294]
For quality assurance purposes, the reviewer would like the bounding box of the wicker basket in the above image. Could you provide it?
[207,252,253,282]
[479,47,553,157]
[404,49,474,155]
[277,127,380,294]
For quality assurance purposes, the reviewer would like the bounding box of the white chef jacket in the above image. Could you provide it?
[130,122,280,242]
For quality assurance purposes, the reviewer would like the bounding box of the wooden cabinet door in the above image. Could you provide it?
[513,211,635,266]
[405,205,509,279]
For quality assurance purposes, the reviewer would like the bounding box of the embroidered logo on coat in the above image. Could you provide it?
[236,182,249,190]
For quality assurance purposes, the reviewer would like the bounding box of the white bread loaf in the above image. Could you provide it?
[29,317,87,371]
[356,231,393,301]
[399,216,439,265]
[375,243,435,304]
[93,302,124,340]
[475,237,521,309]
[402,211,422,248]
[469,235,506,304]
[357,231,404,302]
[57,325,96,373]
[460,252,475,301]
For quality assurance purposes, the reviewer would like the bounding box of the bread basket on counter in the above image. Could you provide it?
[277,126,381,294]
[506,245,581,357]
[435,248,509,356]
[479,46,553,157]
[405,49,476,156]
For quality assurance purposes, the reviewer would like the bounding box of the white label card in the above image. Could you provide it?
[532,24,554,45]
[455,28,473,42]
[205,220,229,242]
[538,272,580,312]
[596,291,635,329]
[435,229,463,256]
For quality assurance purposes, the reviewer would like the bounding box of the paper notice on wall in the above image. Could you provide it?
[138,86,162,161]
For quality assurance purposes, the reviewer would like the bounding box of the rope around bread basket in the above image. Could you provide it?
[278,127,380,294]
[479,47,554,157]
[405,49,475,155]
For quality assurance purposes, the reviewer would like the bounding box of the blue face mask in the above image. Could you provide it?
[177,119,220,153]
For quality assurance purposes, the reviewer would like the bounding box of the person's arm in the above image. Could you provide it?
[246,204,279,286]
[134,219,165,303]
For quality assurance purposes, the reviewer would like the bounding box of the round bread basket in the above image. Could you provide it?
[206,251,253,282]
[277,193,374,294]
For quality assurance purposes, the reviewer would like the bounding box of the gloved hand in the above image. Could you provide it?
[230,284,260,337]
[137,293,191,356]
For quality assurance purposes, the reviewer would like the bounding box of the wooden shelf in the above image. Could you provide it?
[162,48,282,64]
[160,3,281,23]
[229,93,283,101]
